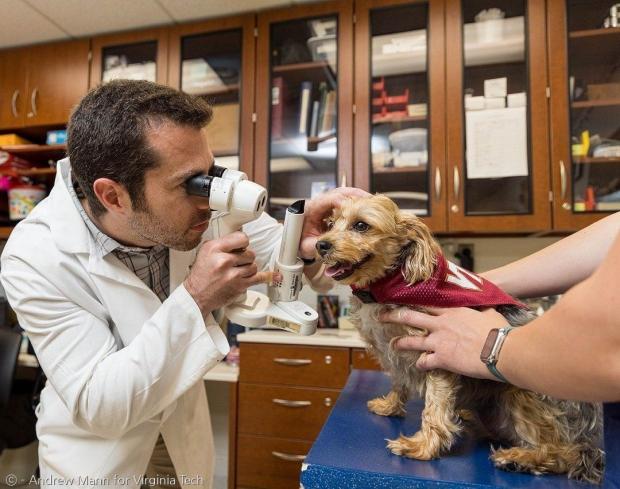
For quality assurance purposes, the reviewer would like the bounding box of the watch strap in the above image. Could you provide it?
[483,325,516,383]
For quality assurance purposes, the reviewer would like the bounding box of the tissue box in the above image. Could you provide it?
[507,92,527,107]
[465,96,485,111]
[484,97,506,109]
[46,130,67,145]
[484,77,508,98]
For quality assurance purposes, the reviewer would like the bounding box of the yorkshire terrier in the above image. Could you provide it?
[316,194,604,483]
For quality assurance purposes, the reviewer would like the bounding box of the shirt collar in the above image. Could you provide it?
[64,165,166,259]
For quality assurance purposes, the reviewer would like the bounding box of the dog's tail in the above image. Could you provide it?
[568,445,605,484]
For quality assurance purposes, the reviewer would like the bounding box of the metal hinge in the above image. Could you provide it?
[254,27,258,37]
[252,113,257,123]
[87,51,92,62]
[353,13,356,24]
[546,87,550,98]
[549,190,553,202]
[352,104,356,115]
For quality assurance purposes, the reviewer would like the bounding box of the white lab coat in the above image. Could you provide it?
[0,159,282,488]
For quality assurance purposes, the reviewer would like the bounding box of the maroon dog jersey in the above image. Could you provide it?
[350,254,526,309]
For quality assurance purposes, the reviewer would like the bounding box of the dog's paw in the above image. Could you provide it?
[367,396,405,417]
[491,447,545,476]
[387,434,436,460]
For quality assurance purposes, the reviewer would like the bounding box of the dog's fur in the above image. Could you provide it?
[316,194,604,483]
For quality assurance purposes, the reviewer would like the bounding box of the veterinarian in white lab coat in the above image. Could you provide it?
[1,80,360,489]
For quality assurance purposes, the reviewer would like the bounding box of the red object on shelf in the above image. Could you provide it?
[372,110,408,122]
[372,78,385,92]
[384,88,410,105]
[372,92,386,107]
[585,186,596,211]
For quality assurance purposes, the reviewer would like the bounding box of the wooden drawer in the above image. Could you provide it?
[352,347,382,371]
[238,383,339,440]
[237,434,311,489]
[239,343,349,388]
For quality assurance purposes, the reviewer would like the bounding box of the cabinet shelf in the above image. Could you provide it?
[573,156,620,165]
[571,99,620,109]
[373,165,427,174]
[372,115,426,125]
[0,144,66,158]
[273,61,332,73]
[185,84,240,97]
[569,27,620,39]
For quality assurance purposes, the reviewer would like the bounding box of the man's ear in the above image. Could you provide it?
[92,178,131,215]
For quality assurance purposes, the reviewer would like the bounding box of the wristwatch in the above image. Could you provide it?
[480,325,516,383]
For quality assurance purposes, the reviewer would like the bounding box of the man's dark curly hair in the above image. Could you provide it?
[67,79,213,218]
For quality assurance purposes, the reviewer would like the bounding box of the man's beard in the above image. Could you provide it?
[128,205,211,251]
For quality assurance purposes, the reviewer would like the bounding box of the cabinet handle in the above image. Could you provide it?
[451,166,460,213]
[340,173,347,187]
[272,398,312,408]
[559,159,567,200]
[11,90,19,118]
[324,397,332,407]
[271,451,306,462]
[434,167,441,200]
[30,88,38,117]
[273,358,312,366]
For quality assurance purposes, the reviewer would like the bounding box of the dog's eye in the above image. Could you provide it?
[325,220,334,230]
[353,221,370,232]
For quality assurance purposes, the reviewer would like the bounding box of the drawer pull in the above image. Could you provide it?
[273,358,312,366]
[324,355,332,364]
[271,451,306,462]
[324,397,332,407]
[272,398,312,408]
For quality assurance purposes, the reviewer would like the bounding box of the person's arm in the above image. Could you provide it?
[380,231,620,402]
[481,212,620,298]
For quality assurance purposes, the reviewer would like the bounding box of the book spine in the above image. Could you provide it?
[271,77,284,139]
[298,81,312,135]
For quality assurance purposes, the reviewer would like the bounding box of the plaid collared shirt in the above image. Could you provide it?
[67,169,170,302]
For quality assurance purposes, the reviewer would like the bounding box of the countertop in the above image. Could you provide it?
[301,370,598,489]
[237,328,365,348]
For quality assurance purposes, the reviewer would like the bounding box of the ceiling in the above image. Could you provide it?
[0,0,320,49]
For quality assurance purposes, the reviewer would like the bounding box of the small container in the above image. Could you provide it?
[8,183,47,220]
[389,128,428,153]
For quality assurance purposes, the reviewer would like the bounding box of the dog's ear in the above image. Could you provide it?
[396,211,440,284]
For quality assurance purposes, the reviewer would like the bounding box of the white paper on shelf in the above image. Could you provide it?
[465,107,528,179]
[102,62,156,83]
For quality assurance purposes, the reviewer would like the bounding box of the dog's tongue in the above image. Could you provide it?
[325,263,353,279]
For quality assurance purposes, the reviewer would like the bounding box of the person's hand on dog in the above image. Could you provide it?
[379,306,509,380]
[300,187,370,259]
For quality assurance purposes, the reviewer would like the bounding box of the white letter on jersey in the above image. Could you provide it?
[446,261,483,291]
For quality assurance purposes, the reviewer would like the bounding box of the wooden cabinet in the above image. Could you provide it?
[0,40,89,129]
[168,15,256,176]
[254,0,354,219]
[354,0,448,231]
[547,0,620,231]
[236,342,355,489]
[0,48,28,129]
[444,0,551,233]
[90,28,168,87]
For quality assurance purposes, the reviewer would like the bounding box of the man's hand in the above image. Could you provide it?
[379,306,509,380]
[184,231,272,316]
[300,187,370,259]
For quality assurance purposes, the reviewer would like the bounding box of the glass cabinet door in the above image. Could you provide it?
[446,0,550,232]
[169,17,255,175]
[549,0,620,230]
[355,0,446,231]
[256,3,353,220]
[90,29,168,88]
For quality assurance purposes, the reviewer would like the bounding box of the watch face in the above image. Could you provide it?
[480,328,500,363]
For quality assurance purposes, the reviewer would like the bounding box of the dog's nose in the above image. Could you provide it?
[316,240,333,256]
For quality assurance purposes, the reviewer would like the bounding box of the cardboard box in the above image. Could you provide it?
[587,83,620,100]
[484,77,507,98]
[0,134,32,146]
[465,96,485,111]
[484,97,506,109]
[507,92,526,107]
[206,103,239,156]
